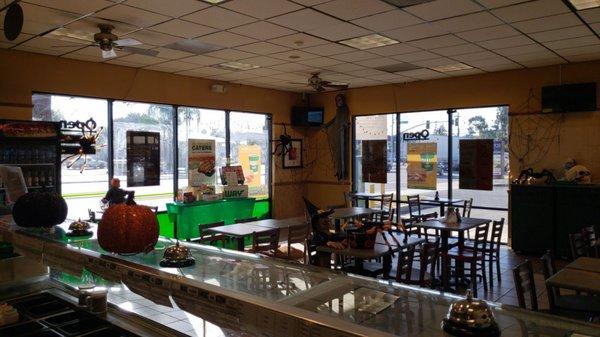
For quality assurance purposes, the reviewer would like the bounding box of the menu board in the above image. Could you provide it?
[407,142,437,190]
[459,139,493,190]
[188,139,216,188]
[361,140,387,184]
[126,131,160,187]
[238,145,261,186]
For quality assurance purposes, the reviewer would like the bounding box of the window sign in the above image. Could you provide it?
[407,142,437,190]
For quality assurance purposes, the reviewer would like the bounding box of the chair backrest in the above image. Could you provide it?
[462,198,473,217]
[88,209,96,222]
[287,224,309,245]
[488,218,504,251]
[418,240,439,286]
[395,244,415,283]
[471,223,489,254]
[512,260,538,311]
[381,193,393,211]
[540,251,559,309]
[580,225,598,257]
[252,228,280,253]
[235,217,258,224]
[344,192,358,207]
[406,195,421,217]
[569,233,588,259]
[198,221,225,239]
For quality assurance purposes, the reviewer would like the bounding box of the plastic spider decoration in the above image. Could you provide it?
[60,118,106,173]
[271,124,293,156]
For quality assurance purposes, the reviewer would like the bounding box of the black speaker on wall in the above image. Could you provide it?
[541,82,597,113]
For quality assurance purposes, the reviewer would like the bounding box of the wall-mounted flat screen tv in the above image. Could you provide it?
[292,107,324,126]
[541,82,596,113]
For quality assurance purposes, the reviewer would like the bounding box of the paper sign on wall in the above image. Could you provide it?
[188,139,215,187]
[407,142,437,190]
[361,140,387,184]
[459,139,493,190]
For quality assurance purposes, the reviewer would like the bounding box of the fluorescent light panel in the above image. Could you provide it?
[568,0,600,10]
[339,34,399,50]
[213,61,259,71]
[430,63,472,72]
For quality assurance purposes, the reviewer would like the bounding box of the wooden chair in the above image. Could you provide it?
[462,198,473,217]
[569,233,589,260]
[406,195,438,222]
[513,260,538,311]
[395,245,416,283]
[448,223,489,297]
[249,228,280,255]
[466,218,504,285]
[274,224,309,264]
[374,193,394,222]
[407,241,439,288]
[192,221,227,246]
[580,225,599,257]
[87,209,98,223]
[344,192,359,207]
[235,217,258,224]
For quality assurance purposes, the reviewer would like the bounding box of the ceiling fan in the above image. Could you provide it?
[293,73,348,92]
[48,24,158,58]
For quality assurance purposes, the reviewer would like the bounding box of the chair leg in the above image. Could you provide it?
[488,253,494,286]
[481,259,488,292]
[470,261,478,298]
[495,252,501,283]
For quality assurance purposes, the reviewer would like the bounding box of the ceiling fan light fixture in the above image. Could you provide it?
[567,0,600,9]
[339,34,399,50]
[213,61,259,71]
[430,63,472,72]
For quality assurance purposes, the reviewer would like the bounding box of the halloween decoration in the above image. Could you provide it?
[324,93,350,181]
[12,192,68,228]
[160,241,195,267]
[565,165,591,184]
[512,168,556,185]
[60,118,105,173]
[2,1,23,41]
[97,204,159,254]
[272,124,293,157]
[442,290,500,337]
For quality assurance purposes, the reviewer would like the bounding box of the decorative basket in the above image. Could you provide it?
[347,231,377,249]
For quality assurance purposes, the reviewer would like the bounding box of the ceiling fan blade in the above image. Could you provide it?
[325,84,349,88]
[115,38,141,47]
[120,46,159,57]
[288,82,309,85]
[51,44,93,48]
[102,49,117,59]
[44,27,95,43]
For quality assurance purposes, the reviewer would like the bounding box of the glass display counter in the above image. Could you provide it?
[1,216,598,337]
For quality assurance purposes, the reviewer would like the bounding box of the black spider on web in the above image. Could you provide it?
[271,123,293,156]
[61,118,106,173]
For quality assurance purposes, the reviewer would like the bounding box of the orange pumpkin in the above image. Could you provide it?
[97,204,159,254]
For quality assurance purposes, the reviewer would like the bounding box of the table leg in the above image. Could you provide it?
[383,254,392,279]
[456,231,465,279]
[441,231,450,290]
[236,237,245,251]
[440,203,446,217]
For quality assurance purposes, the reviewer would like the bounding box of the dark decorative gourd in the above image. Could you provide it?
[12,192,68,228]
[97,203,159,254]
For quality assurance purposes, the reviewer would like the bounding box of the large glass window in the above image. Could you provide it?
[229,112,270,198]
[32,93,109,220]
[112,101,174,210]
[177,107,226,190]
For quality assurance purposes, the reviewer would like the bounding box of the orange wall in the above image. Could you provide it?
[0,49,303,218]
[308,60,600,209]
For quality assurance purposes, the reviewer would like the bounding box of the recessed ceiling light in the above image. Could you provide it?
[201,0,228,4]
[339,34,399,50]
[213,61,259,71]
[430,63,473,72]
[567,0,600,10]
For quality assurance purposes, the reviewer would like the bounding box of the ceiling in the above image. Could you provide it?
[1,0,599,92]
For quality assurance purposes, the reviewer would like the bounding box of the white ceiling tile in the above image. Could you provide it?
[236,42,290,55]
[477,35,535,49]
[114,53,167,65]
[62,53,106,62]
[306,23,371,41]
[24,0,113,14]
[330,50,380,62]
[431,12,504,33]
[195,31,257,48]
[148,19,216,39]
[384,23,446,42]
[404,0,482,21]
[491,0,570,23]
[270,72,310,82]
[408,34,466,49]
[19,36,85,53]
[20,3,82,35]
[494,43,548,56]
[323,73,357,81]
[144,60,200,72]
[593,23,600,35]
[0,30,34,46]
[563,50,600,62]
[367,73,412,82]
[327,62,367,72]
[530,26,593,43]
[239,55,288,67]
[465,56,515,67]
[124,30,181,46]
[553,44,600,56]
[475,0,530,9]
[222,0,303,19]
[178,54,225,65]
[268,33,329,49]
[301,43,355,56]
[242,67,283,76]
[452,50,502,62]
[95,4,170,28]
[411,57,458,67]
[216,72,262,81]
[14,45,68,56]
[66,17,138,37]
[511,13,582,33]
[369,43,421,56]
[391,50,439,62]
[151,47,195,59]
[124,0,209,18]
[347,68,388,77]
[229,21,296,40]
[580,8,600,24]
[314,0,394,20]
[431,43,486,56]
[543,36,600,50]
[354,57,401,68]
[518,58,565,67]
[298,57,344,67]
[181,7,257,30]
[267,9,344,32]
[506,50,557,61]
[203,49,256,60]
[478,62,523,71]
[397,68,448,79]
[269,62,315,72]
[456,25,521,42]
[290,0,333,6]
[447,68,485,76]
[270,49,320,61]
[176,66,232,77]
[351,9,423,32]
[348,79,386,88]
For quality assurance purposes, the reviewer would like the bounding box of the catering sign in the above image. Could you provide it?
[407,142,437,190]
[188,139,216,187]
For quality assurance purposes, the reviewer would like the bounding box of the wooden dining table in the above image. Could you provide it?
[420,197,464,216]
[546,257,600,295]
[411,217,491,290]
[330,207,383,232]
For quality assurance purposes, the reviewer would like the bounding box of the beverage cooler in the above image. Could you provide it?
[0,120,62,203]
